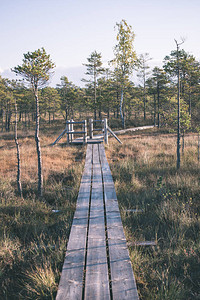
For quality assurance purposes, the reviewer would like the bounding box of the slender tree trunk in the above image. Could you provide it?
[7,112,12,132]
[107,107,110,119]
[116,90,119,118]
[14,101,22,197]
[154,93,156,127]
[189,85,191,116]
[182,131,185,155]
[99,104,102,119]
[177,54,181,169]
[127,100,131,120]
[65,107,68,121]
[34,88,43,197]
[198,132,200,163]
[157,84,160,128]
[143,84,146,121]
[1,110,4,132]
[120,88,125,128]
[28,113,30,129]
[25,111,27,128]
[5,111,8,131]
[94,69,97,120]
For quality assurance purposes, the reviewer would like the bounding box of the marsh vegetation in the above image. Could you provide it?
[0,125,199,299]
[106,129,200,299]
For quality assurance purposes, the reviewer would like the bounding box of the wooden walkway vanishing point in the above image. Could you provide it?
[56,143,139,300]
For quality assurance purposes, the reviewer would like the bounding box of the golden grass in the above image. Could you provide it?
[0,130,86,184]
[105,129,200,299]
[0,127,199,299]
[0,129,85,299]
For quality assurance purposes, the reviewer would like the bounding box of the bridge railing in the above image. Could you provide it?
[53,118,121,145]
[66,119,87,144]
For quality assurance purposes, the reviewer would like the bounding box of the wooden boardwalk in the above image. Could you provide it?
[71,125,155,145]
[56,144,139,300]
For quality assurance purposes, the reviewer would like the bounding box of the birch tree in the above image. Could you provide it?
[13,48,55,197]
[112,19,137,128]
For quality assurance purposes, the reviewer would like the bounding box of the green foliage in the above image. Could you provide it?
[40,87,61,119]
[83,51,104,79]
[57,76,84,120]
[165,99,191,133]
[12,48,55,90]
[83,51,104,118]
[112,19,138,127]
[163,49,200,116]
[113,19,137,77]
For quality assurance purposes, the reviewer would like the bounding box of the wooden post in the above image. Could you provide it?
[70,119,74,142]
[66,120,70,145]
[107,126,122,144]
[89,118,93,139]
[83,120,87,144]
[104,118,108,145]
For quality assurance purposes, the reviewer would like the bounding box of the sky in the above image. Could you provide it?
[0,0,200,87]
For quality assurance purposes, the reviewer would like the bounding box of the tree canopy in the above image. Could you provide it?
[12,47,55,90]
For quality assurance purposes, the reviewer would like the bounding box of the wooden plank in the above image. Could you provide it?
[67,131,87,134]
[113,125,155,135]
[72,136,103,144]
[52,129,67,145]
[84,144,110,300]
[56,144,92,300]
[99,144,139,300]
[66,120,85,125]
[107,126,122,144]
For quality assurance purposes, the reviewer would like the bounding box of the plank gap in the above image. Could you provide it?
[81,144,93,300]
[99,143,113,300]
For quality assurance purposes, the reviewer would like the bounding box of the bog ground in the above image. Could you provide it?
[0,127,199,299]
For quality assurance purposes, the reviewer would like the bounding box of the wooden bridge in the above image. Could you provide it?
[56,143,139,300]
[53,118,122,146]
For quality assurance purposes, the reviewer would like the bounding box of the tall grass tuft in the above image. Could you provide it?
[24,262,58,299]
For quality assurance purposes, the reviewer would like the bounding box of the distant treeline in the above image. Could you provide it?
[0,48,199,132]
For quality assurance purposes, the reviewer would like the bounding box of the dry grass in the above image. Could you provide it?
[0,129,85,299]
[106,129,200,299]
[1,126,199,299]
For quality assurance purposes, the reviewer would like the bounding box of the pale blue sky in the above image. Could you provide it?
[0,0,199,86]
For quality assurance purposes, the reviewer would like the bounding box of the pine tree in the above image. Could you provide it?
[13,48,55,197]
[83,51,104,119]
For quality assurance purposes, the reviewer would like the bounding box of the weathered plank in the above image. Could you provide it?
[84,144,110,300]
[99,143,139,300]
[56,144,92,300]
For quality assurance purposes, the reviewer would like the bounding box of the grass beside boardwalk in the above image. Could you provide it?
[106,129,200,300]
[1,127,199,299]
[0,130,85,299]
